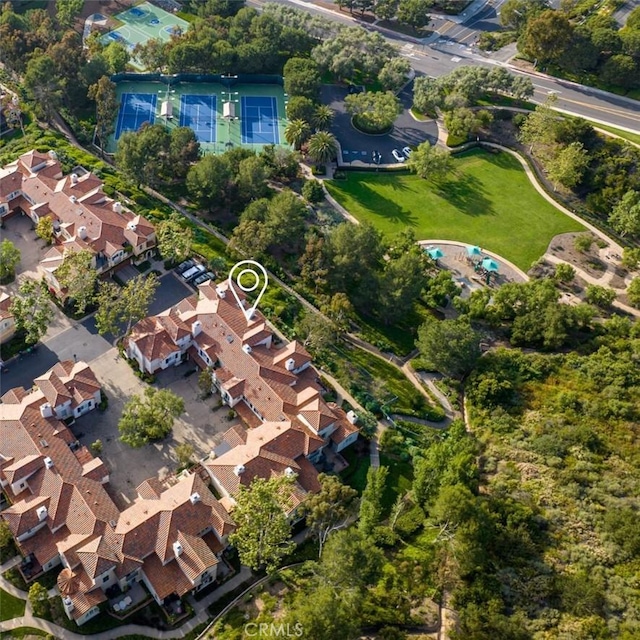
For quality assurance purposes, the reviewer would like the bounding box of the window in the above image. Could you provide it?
[102,575,109,583]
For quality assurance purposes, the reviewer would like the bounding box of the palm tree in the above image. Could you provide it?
[312,105,334,132]
[307,131,339,165]
[284,119,311,150]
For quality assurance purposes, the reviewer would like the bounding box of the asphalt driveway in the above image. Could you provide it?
[322,78,438,168]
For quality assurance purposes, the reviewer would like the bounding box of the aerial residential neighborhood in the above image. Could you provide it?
[1,0,639,639]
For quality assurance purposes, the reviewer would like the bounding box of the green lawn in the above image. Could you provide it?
[326,149,585,271]
[0,587,25,621]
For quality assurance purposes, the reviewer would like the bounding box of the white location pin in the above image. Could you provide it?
[228,260,269,321]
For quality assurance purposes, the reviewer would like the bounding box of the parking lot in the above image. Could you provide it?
[322,78,438,168]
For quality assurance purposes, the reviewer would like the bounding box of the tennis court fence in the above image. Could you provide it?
[111,72,284,87]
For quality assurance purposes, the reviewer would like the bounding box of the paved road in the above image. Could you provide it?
[256,0,640,132]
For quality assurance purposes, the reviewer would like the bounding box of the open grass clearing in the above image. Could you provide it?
[326,148,585,272]
[0,587,25,621]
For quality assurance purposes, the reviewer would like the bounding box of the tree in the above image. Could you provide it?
[302,179,325,203]
[518,94,559,157]
[228,476,295,573]
[585,284,616,308]
[444,107,492,140]
[573,233,593,252]
[599,54,638,90]
[198,368,213,397]
[374,0,399,20]
[236,155,270,203]
[284,119,311,150]
[311,104,334,132]
[322,292,355,331]
[35,216,54,244]
[286,95,316,124]
[379,57,411,92]
[90,439,103,455]
[10,279,51,345]
[407,141,453,181]
[23,54,63,120]
[0,519,14,555]
[175,442,195,468]
[302,474,358,556]
[416,318,481,379]
[609,190,640,238]
[186,154,232,209]
[283,57,322,99]
[501,0,548,32]
[118,387,185,447]
[55,250,97,315]
[88,76,118,154]
[519,10,574,65]
[345,90,401,133]
[554,262,576,283]
[295,313,336,353]
[28,582,50,618]
[169,127,201,180]
[377,251,427,324]
[102,41,130,74]
[621,247,640,271]
[1,93,25,135]
[359,466,388,536]
[547,141,590,190]
[55,0,83,28]
[413,76,442,114]
[307,131,339,165]
[396,0,434,29]
[628,277,640,308]
[0,239,20,283]
[94,274,159,339]
[156,213,193,265]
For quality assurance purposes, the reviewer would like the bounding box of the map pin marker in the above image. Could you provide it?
[228,260,269,322]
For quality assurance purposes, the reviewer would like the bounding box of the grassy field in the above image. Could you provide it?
[0,587,25,621]
[326,149,585,271]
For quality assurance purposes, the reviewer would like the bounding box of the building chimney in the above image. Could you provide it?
[127,221,137,231]
[77,226,87,240]
[112,201,122,214]
[40,403,53,418]
[189,492,201,505]
[191,320,202,338]
[215,286,226,299]
[48,150,57,160]
[285,358,296,372]
[284,467,296,478]
[233,464,245,476]
[69,195,77,204]
[173,541,183,557]
[70,173,78,185]
[347,410,358,425]
[242,344,252,355]
[44,457,54,469]
[36,505,48,522]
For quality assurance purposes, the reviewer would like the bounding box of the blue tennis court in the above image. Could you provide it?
[115,93,157,140]
[241,96,279,145]
[179,95,217,144]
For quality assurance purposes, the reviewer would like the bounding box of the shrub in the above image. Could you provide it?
[302,179,325,203]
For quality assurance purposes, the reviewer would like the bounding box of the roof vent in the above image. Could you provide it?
[284,467,296,478]
[242,344,252,355]
[189,492,201,505]
[36,505,48,522]
[285,358,296,371]
[173,541,183,557]
[234,464,245,476]
[44,457,54,469]
[226,335,233,344]
[347,410,358,425]
[112,201,122,214]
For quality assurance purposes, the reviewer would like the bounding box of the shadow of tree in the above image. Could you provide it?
[435,173,495,217]
[353,180,420,227]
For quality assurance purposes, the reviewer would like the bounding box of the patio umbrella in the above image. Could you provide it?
[58,568,79,595]
[482,257,499,272]
[466,245,482,257]
[427,247,444,260]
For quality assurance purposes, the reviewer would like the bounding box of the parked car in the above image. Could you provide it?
[181,264,205,281]
[176,259,194,275]
[392,149,405,163]
[402,147,412,158]
[193,271,214,286]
